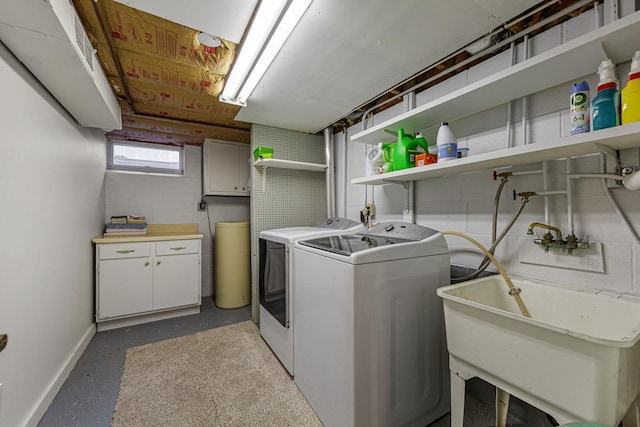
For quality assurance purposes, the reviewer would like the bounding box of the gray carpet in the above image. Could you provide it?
[112,321,321,427]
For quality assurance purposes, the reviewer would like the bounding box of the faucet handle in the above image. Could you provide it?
[578,234,590,248]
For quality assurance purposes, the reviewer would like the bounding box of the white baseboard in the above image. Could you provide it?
[96,305,200,331]
[25,323,96,427]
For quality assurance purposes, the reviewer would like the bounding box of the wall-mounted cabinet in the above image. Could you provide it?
[203,139,250,196]
[350,11,640,185]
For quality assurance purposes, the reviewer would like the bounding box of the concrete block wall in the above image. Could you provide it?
[339,3,640,295]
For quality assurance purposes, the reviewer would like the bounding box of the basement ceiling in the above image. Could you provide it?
[68,0,585,145]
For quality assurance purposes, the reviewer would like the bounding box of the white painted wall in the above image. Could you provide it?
[0,43,106,426]
[104,145,250,297]
[338,4,640,295]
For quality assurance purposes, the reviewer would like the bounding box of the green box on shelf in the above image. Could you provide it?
[253,147,274,161]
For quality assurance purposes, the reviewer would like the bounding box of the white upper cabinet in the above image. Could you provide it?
[203,139,251,196]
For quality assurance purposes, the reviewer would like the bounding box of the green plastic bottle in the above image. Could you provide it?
[392,128,429,171]
[621,50,640,124]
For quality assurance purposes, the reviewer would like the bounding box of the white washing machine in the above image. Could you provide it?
[293,222,451,427]
[258,218,364,375]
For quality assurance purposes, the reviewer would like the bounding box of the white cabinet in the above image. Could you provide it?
[95,239,201,331]
[97,242,153,319]
[153,240,200,310]
[203,139,250,196]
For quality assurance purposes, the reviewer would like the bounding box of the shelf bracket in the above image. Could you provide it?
[595,142,617,158]
[597,41,613,62]
[258,166,267,192]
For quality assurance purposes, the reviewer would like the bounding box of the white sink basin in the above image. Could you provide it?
[437,275,640,425]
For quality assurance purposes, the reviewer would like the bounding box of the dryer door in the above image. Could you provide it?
[259,238,288,327]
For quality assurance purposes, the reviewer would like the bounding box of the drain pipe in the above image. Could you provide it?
[324,127,335,218]
[404,92,416,224]
[543,162,550,224]
[566,158,575,236]
[342,129,348,218]
[521,35,530,145]
[506,42,516,148]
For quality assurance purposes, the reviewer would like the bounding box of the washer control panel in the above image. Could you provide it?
[365,222,439,241]
[315,217,362,230]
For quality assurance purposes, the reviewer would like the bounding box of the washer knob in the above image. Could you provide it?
[384,224,395,232]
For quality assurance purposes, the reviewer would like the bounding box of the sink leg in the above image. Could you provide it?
[450,371,466,427]
[496,388,510,427]
[622,395,640,427]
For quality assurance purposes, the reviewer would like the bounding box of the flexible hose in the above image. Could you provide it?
[443,231,531,318]
[452,194,530,283]
[452,178,506,283]
[492,178,507,244]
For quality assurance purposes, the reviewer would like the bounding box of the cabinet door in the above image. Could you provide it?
[153,253,200,310]
[203,141,250,196]
[98,257,153,319]
[236,145,250,194]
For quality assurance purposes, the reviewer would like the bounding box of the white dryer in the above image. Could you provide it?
[293,222,450,427]
[258,218,364,375]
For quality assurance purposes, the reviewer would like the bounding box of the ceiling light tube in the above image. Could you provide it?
[220,0,312,106]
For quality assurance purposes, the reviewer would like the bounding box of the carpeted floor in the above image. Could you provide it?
[112,321,322,427]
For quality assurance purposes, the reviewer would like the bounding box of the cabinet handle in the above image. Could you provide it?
[144,261,149,267]
[0,334,7,352]
[116,249,135,254]
[170,246,187,251]
[156,260,161,265]
[235,186,238,190]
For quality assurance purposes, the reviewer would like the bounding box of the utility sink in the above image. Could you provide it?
[437,275,640,426]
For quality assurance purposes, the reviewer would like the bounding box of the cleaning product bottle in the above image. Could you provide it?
[393,128,429,170]
[436,122,457,162]
[570,81,590,134]
[591,59,620,131]
[621,50,640,124]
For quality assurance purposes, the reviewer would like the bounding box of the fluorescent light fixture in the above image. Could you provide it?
[220,0,312,106]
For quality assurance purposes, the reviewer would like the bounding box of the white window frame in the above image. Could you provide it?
[107,140,184,175]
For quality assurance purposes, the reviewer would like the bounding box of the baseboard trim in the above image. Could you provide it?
[25,323,96,427]
[96,305,200,331]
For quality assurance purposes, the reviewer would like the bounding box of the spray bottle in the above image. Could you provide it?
[591,59,620,131]
[570,81,590,135]
[621,50,640,124]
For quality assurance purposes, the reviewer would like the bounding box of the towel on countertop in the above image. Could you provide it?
[105,222,147,230]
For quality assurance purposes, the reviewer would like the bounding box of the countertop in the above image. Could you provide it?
[92,223,203,244]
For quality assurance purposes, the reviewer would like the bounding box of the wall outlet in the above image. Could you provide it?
[197,201,206,211]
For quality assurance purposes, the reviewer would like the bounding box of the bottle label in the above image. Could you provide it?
[570,90,590,134]
[437,143,458,161]
[570,92,588,108]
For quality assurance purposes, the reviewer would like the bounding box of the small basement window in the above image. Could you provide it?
[108,141,184,175]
